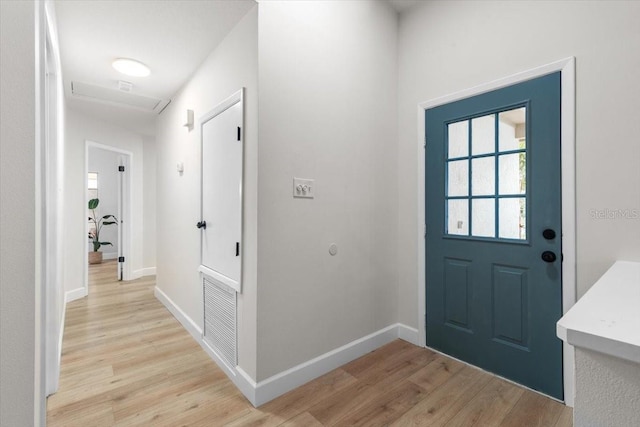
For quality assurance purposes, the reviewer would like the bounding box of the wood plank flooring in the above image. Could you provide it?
[48,261,573,426]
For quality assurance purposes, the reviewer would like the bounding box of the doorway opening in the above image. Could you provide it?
[84,141,132,291]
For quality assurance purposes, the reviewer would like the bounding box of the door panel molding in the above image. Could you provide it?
[417,57,576,405]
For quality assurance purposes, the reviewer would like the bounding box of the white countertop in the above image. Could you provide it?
[557,261,640,364]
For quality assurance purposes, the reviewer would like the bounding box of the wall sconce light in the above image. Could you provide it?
[183,109,194,131]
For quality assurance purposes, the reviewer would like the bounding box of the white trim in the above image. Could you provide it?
[416,57,576,406]
[236,367,258,405]
[199,89,243,124]
[42,0,66,402]
[65,287,87,303]
[253,324,401,406]
[141,267,156,276]
[153,286,419,408]
[198,265,240,293]
[154,286,202,340]
[55,297,66,387]
[153,284,258,403]
[398,324,420,345]
[102,252,118,260]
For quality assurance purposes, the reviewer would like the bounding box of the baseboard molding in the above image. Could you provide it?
[153,286,202,341]
[141,267,156,276]
[131,268,156,279]
[54,299,66,391]
[65,287,87,303]
[253,324,402,406]
[103,252,118,260]
[46,298,66,397]
[398,324,420,345]
[153,286,420,408]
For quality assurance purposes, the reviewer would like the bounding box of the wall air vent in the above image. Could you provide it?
[203,275,237,371]
[118,80,133,93]
[71,81,170,113]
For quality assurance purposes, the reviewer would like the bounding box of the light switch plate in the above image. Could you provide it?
[293,177,314,198]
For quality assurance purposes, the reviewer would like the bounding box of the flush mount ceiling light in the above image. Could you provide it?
[112,58,150,77]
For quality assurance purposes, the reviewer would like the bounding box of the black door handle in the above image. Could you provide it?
[196,221,207,230]
[542,229,556,240]
[541,251,557,263]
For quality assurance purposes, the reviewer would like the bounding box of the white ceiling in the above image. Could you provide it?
[55,0,420,137]
[387,0,424,13]
[55,0,255,136]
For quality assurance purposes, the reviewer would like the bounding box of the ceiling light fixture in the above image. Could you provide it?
[112,58,151,77]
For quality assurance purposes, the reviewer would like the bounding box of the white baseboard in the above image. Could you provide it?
[153,286,419,407]
[398,324,420,345]
[54,298,66,390]
[65,287,87,303]
[154,286,202,341]
[46,298,67,397]
[141,267,156,276]
[253,324,402,406]
[153,285,259,403]
[131,268,156,279]
[103,252,118,260]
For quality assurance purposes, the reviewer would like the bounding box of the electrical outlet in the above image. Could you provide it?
[293,177,314,198]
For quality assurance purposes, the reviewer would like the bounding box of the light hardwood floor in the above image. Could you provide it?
[48,261,573,426]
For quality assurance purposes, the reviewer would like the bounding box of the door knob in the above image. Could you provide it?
[196,221,207,230]
[542,229,556,240]
[541,251,557,263]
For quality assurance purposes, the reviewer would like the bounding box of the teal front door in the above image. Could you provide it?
[425,73,563,399]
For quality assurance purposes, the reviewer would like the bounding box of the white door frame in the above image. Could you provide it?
[41,0,65,401]
[85,140,133,291]
[417,57,576,406]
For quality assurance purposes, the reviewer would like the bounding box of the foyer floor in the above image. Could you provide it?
[47,261,572,426]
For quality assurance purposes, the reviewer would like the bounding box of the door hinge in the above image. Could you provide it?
[423,224,427,238]
[235,242,240,256]
[118,165,125,172]
[118,256,125,262]
[237,126,241,141]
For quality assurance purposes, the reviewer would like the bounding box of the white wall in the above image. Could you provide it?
[88,147,120,257]
[64,107,149,293]
[396,0,640,328]
[575,348,640,426]
[155,6,258,379]
[0,1,39,424]
[257,0,398,380]
[143,136,157,272]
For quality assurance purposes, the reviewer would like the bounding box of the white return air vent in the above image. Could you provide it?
[71,81,170,113]
[203,274,237,371]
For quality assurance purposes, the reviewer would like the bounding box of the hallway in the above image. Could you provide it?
[47,261,249,425]
[47,261,572,426]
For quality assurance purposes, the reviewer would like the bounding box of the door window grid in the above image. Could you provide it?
[445,107,527,240]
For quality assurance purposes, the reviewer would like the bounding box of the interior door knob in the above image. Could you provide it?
[196,221,207,230]
[541,251,557,263]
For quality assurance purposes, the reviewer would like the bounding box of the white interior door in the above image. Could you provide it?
[200,90,244,292]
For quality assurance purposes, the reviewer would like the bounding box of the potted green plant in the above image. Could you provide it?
[88,198,118,264]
